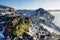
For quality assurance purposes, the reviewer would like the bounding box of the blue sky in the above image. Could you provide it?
[0,0,60,10]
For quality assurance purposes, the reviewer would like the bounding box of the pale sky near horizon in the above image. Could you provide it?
[0,0,60,10]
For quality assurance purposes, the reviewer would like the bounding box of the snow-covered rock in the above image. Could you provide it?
[0,30,4,39]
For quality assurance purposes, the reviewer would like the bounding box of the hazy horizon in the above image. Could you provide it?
[0,0,60,10]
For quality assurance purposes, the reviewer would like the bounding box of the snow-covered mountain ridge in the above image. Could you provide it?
[16,8,60,35]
